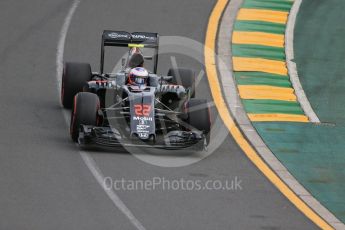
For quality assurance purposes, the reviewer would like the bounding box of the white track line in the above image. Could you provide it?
[56,0,80,83]
[56,1,146,229]
[286,0,320,123]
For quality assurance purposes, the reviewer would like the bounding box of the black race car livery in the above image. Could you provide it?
[61,31,210,150]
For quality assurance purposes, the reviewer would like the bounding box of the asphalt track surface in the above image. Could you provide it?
[0,0,317,229]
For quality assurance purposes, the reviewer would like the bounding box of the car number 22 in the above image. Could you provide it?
[134,104,151,116]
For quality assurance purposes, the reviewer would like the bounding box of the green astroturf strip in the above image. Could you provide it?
[234,21,286,34]
[235,73,292,87]
[242,0,293,12]
[232,44,285,61]
[243,100,304,114]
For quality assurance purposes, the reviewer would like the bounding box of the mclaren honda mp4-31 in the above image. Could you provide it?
[61,30,211,150]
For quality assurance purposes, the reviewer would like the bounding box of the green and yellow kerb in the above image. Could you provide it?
[232,0,308,122]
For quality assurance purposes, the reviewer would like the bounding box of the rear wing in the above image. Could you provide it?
[100,30,159,73]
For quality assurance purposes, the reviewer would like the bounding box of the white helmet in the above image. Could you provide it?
[128,67,149,86]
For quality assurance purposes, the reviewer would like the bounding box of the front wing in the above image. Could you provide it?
[78,125,206,150]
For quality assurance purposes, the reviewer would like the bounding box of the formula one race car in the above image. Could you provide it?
[61,30,210,150]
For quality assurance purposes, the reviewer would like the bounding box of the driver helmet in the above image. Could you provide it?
[128,67,149,87]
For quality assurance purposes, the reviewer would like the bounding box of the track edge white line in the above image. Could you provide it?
[286,0,320,123]
[55,1,146,229]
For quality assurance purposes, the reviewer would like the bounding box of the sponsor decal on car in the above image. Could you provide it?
[108,32,130,39]
[138,133,149,138]
[133,116,153,122]
[132,34,156,41]
[137,125,150,130]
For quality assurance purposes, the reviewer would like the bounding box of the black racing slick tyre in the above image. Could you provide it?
[70,92,100,142]
[61,62,92,109]
[185,99,211,145]
[167,68,195,98]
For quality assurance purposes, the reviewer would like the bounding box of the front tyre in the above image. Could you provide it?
[167,68,196,98]
[61,62,92,109]
[185,98,211,145]
[70,92,100,142]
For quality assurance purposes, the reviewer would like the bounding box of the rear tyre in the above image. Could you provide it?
[70,92,100,142]
[61,62,92,109]
[185,99,211,145]
[167,68,195,98]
